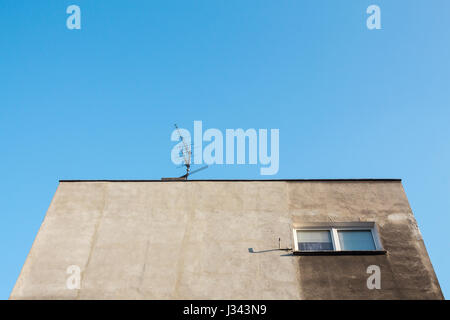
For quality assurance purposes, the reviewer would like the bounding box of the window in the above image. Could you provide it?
[337,230,376,251]
[293,224,382,252]
[296,230,334,251]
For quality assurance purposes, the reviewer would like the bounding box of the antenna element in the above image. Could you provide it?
[162,124,209,180]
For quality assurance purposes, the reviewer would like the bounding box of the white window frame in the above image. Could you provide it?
[292,223,383,252]
[292,227,336,251]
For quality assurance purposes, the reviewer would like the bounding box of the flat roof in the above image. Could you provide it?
[59,179,402,182]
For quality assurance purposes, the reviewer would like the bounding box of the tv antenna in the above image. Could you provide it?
[175,124,191,178]
[162,124,208,181]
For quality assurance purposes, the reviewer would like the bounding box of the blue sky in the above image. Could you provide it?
[0,1,449,299]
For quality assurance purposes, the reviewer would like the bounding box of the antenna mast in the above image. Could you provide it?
[161,124,208,181]
[175,124,191,179]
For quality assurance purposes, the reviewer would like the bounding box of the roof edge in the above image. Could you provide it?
[59,179,402,182]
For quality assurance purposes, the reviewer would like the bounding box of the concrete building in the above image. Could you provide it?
[10,179,443,299]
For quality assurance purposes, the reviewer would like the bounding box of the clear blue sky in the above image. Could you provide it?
[0,1,449,299]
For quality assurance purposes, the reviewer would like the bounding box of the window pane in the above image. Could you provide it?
[297,230,333,251]
[338,230,376,251]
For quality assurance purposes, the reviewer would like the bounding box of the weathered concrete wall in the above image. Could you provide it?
[10,180,443,299]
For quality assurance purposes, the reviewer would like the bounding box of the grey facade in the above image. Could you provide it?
[11,180,443,299]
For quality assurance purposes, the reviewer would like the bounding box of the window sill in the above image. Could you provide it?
[293,250,387,256]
